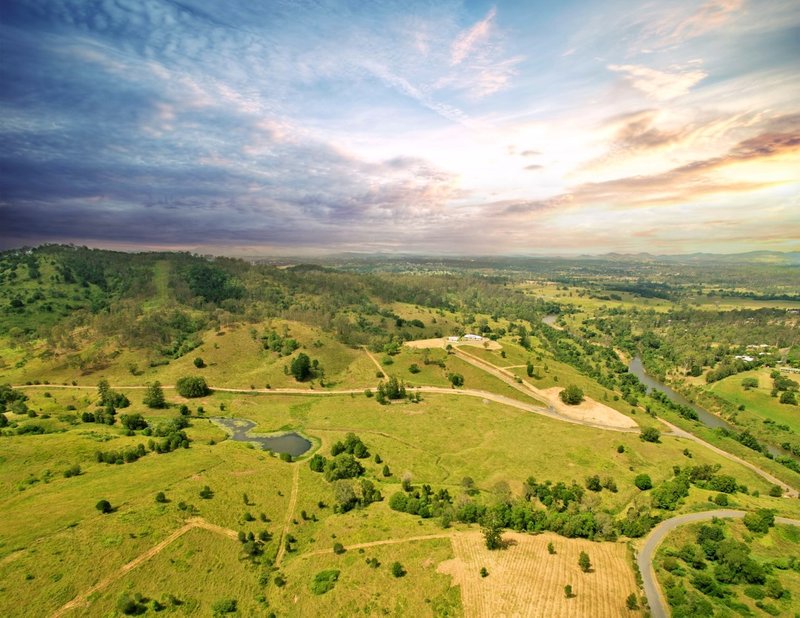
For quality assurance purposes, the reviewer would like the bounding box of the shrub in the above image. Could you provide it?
[480,567,489,577]
[625,593,639,610]
[408,363,420,374]
[560,385,584,405]
[713,493,729,506]
[564,584,573,598]
[547,542,556,555]
[391,562,406,578]
[155,491,167,503]
[211,598,237,615]
[634,474,652,490]
[616,444,625,453]
[63,464,81,478]
[199,485,214,499]
[333,542,345,555]
[311,570,340,595]
[176,376,210,398]
[768,485,783,497]
[578,551,591,573]
[143,382,166,409]
[448,373,464,387]
[96,499,112,514]
[193,357,205,368]
[640,427,661,443]
[743,509,775,534]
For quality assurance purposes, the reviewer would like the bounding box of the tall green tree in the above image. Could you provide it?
[143,381,166,409]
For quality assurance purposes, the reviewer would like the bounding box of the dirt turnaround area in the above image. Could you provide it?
[438,531,642,618]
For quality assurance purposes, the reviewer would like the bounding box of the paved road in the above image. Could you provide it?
[638,510,800,618]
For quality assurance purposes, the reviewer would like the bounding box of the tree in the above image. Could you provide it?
[155,491,167,503]
[199,485,214,499]
[634,474,653,490]
[391,562,406,577]
[96,499,112,514]
[780,390,797,405]
[143,381,166,409]
[176,376,210,398]
[564,584,573,598]
[640,427,661,443]
[560,385,584,405]
[448,373,464,387]
[0,413,7,428]
[482,510,504,550]
[741,377,758,390]
[578,551,592,573]
[211,598,237,615]
[333,480,358,513]
[193,357,205,368]
[480,566,489,577]
[291,353,312,381]
[625,593,639,610]
[382,464,391,477]
[547,542,556,555]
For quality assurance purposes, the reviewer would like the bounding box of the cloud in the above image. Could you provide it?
[608,63,708,100]
[451,7,497,66]
[523,164,543,171]
[662,0,744,45]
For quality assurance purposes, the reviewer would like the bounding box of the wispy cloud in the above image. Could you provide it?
[608,63,708,100]
[451,7,497,66]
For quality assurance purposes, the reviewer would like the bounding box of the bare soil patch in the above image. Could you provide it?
[438,530,642,618]
[541,387,637,430]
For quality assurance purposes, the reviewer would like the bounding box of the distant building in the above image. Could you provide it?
[735,355,755,362]
[447,336,460,342]
[462,333,483,341]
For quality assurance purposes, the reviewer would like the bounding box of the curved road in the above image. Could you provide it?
[638,510,800,618]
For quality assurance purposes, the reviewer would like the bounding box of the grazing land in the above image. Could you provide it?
[2,247,800,616]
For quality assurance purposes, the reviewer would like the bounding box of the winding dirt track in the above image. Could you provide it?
[300,533,455,558]
[274,463,300,567]
[637,510,800,618]
[51,518,237,618]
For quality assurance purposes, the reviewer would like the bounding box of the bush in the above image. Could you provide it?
[743,509,775,534]
[448,373,464,387]
[480,567,489,577]
[211,598,237,615]
[625,593,639,610]
[155,491,167,503]
[63,464,81,478]
[193,357,205,368]
[640,427,661,443]
[199,485,214,499]
[311,570,340,595]
[409,363,420,374]
[560,385,584,405]
[391,562,406,578]
[143,382,166,409]
[768,485,783,497]
[176,376,210,398]
[634,474,652,490]
[713,493,729,506]
[333,542,345,555]
[96,499,112,514]
[578,551,591,572]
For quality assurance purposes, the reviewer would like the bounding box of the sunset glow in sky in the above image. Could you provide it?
[1,0,799,254]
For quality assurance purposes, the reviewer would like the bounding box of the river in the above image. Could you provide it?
[628,356,784,457]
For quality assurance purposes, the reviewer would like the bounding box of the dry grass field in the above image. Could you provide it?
[439,531,642,618]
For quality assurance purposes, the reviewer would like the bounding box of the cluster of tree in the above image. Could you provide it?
[663,518,786,615]
[584,474,617,493]
[309,453,365,482]
[81,408,116,425]
[184,261,243,304]
[331,433,369,458]
[120,413,148,431]
[331,478,382,513]
[96,443,148,464]
[375,376,406,404]
[261,328,299,356]
[236,528,272,561]
[289,353,322,382]
[771,371,798,405]
[649,390,699,421]
[0,384,28,414]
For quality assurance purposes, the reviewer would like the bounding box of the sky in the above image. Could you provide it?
[1,0,799,256]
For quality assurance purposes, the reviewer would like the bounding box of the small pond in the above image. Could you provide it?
[211,418,312,457]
